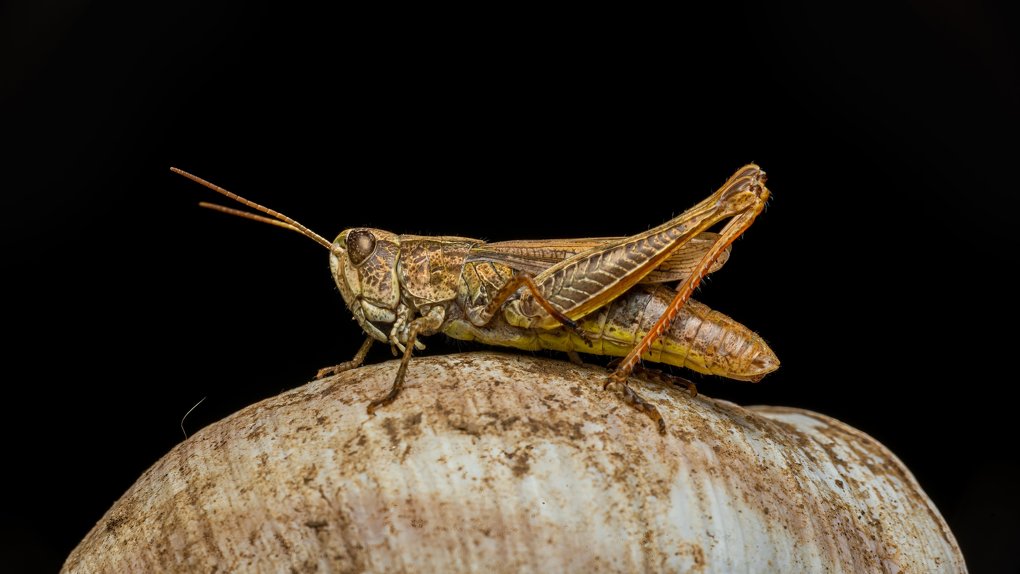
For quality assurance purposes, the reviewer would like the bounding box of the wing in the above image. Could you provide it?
[466,232,730,283]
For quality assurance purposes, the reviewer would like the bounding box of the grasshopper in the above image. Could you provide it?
[172,164,777,432]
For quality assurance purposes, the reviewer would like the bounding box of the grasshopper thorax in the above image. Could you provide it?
[330,228,403,343]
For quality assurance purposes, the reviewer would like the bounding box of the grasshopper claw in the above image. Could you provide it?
[366,390,398,415]
[603,374,619,391]
[633,365,698,397]
[316,362,352,379]
[603,360,629,390]
[602,370,667,433]
[316,365,338,379]
[315,338,375,380]
[619,381,667,434]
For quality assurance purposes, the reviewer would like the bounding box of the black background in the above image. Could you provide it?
[4,1,1018,572]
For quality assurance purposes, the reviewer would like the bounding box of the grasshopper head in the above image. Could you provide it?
[330,228,402,343]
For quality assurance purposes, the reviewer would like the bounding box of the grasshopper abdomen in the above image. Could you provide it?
[443,284,777,382]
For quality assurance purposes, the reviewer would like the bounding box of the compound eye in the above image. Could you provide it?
[346,229,377,265]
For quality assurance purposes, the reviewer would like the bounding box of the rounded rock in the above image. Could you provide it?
[63,352,966,573]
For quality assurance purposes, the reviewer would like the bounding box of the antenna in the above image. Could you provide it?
[170,167,332,250]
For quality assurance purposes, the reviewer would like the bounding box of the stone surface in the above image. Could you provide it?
[64,352,965,573]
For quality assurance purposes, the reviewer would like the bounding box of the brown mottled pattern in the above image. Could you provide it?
[356,240,401,309]
[397,237,481,305]
[457,260,516,325]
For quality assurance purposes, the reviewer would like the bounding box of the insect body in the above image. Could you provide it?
[443,283,776,382]
[172,165,777,432]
